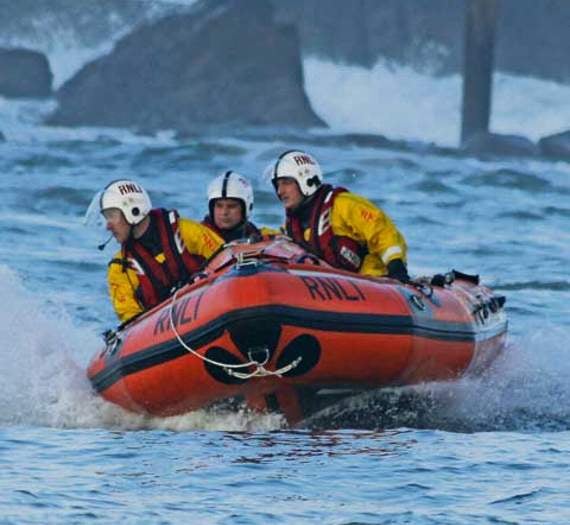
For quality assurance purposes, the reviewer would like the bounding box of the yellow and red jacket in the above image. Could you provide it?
[285,185,407,276]
[108,209,223,323]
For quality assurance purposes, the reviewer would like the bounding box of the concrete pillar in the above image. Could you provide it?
[461,0,499,145]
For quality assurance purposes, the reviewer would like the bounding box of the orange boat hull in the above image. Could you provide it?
[87,239,507,424]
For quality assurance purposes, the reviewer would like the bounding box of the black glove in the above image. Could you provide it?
[387,258,410,283]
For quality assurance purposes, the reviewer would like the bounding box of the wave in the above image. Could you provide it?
[304,58,570,147]
[461,168,553,191]
[0,265,282,431]
[495,280,570,292]
[2,58,570,151]
[304,326,570,432]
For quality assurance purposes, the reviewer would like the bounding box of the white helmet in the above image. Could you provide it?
[100,179,152,225]
[266,150,323,197]
[207,171,254,219]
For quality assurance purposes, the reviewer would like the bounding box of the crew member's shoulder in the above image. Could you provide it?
[334,190,377,208]
[179,216,219,234]
[178,216,203,228]
[178,215,224,248]
[107,248,124,268]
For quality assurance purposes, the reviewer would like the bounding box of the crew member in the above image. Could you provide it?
[96,179,223,323]
[202,171,262,242]
[265,150,409,281]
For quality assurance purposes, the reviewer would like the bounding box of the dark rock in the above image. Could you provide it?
[538,130,570,160]
[48,0,324,131]
[0,48,53,98]
[462,132,539,158]
[273,0,463,74]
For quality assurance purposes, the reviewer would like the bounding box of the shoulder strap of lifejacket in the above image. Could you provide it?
[307,185,346,256]
[285,214,303,244]
[286,185,334,250]
[152,208,188,283]
[125,235,170,308]
[109,257,127,269]
[292,185,365,271]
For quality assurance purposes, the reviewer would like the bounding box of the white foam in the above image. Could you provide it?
[0,96,179,144]
[304,58,462,146]
[434,326,570,428]
[0,265,283,431]
[303,57,570,147]
[0,265,96,426]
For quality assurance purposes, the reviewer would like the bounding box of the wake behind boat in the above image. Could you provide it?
[87,238,508,425]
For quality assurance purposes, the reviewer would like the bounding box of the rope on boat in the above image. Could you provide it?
[223,356,303,380]
[168,288,301,378]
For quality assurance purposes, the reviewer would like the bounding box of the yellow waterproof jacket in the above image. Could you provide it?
[108,217,223,323]
[295,191,407,277]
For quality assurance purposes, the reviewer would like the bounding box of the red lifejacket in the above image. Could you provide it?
[202,215,262,243]
[123,209,205,309]
[286,185,367,272]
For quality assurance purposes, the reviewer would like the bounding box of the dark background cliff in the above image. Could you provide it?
[2,0,569,85]
[272,0,570,83]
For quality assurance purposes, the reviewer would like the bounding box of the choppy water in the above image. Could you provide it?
[1,98,570,523]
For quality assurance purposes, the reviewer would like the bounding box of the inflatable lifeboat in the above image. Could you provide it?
[87,238,508,424]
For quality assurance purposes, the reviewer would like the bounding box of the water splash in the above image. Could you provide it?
[0,265,282,432]
[304,328,570,432]
[446,326,570,431]
[304,57,570,147]
[0,265,95,426]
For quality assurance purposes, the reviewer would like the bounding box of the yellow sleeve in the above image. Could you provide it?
[107,252,144,323]
[260,226,282,237]
[178,218,224,259]
[330,192,407,276]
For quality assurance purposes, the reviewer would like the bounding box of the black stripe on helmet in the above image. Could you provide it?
[221,171,232,198]
[273,149,300,180]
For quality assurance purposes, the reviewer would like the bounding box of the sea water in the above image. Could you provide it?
[1,56,570,525]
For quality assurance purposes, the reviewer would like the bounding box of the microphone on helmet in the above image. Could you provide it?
[97,235,114,251]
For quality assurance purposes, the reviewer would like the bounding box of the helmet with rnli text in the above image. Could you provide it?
[100,179,152,225]
[267,150,322,197]
[207,171,254,219]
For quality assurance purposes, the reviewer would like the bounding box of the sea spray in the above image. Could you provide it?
[303,58,570,147]
[444,326,570,431]
[0,265,283,431]
[304,329,570,432]
[0,264,100,427]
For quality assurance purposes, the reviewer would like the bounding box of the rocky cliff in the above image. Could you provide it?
[0,48,52,98]
[48,0,324,131]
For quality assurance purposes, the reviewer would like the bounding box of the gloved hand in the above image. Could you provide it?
[387,258,410,283]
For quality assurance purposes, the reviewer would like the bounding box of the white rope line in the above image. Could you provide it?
[168,288,302,378]
[168,288,257,369]
[224,356,303,380]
